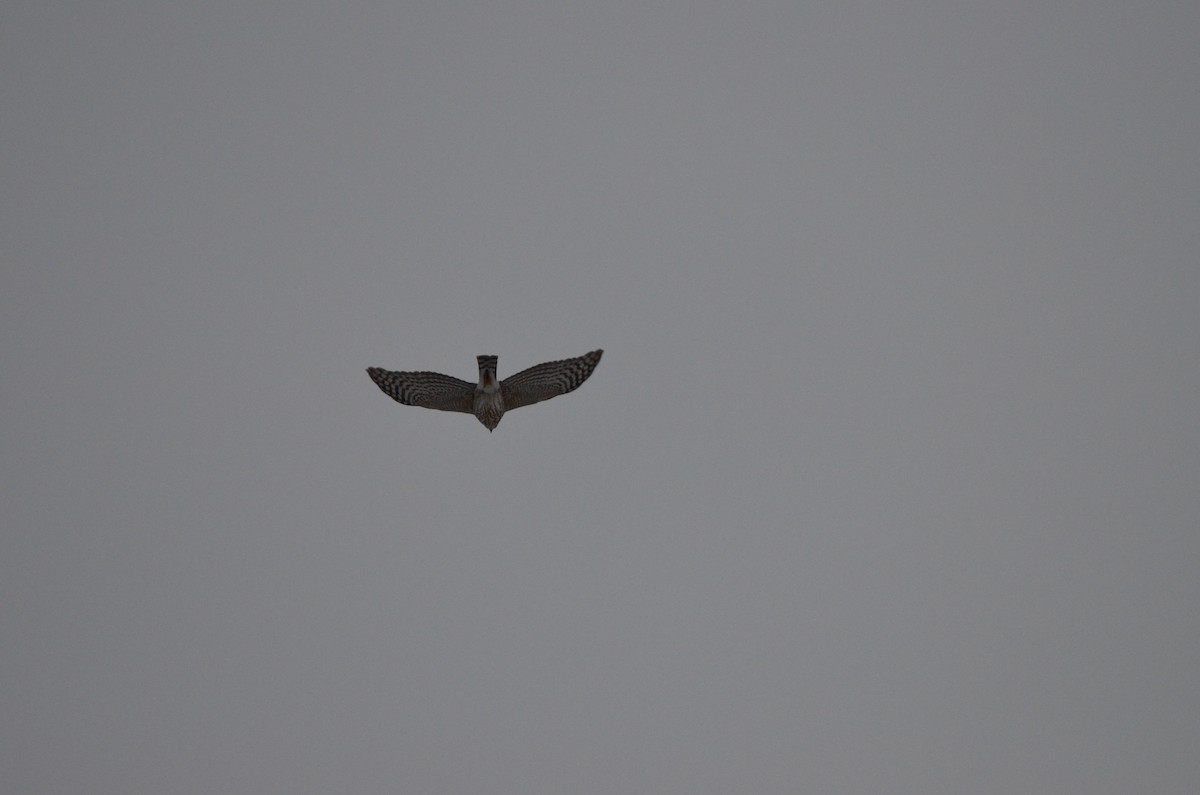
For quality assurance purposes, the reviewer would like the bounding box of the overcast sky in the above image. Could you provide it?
[3,2,1198,793]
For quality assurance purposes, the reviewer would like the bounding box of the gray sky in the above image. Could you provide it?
[3,1,1198,792]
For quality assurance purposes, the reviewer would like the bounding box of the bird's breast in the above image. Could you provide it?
[473,390,505,431]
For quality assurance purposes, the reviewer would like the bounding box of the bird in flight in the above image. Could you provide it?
[367,350,603,431]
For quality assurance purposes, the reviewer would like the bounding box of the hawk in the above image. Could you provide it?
[367,350,603,431]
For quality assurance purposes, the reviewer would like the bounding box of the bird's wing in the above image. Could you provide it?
[500,349,603,411]
[366,368,476,413]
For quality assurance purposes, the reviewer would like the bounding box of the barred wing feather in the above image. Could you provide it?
[500,349,603,411]
[366,368,475,413]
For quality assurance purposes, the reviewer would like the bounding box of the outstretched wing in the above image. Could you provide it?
[366,368,475,413]
[500,349,603,411]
